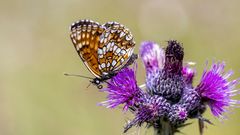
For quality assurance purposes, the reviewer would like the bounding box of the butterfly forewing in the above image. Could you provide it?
[70,20,104,78]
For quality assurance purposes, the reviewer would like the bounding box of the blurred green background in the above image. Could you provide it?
[0,0,240,135]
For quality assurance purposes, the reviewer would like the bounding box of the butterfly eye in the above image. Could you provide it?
[95,79,100,84]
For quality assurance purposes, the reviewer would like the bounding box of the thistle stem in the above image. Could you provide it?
[154,119,174,135]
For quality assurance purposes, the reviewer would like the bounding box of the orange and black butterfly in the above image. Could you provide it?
[69,19,137,89]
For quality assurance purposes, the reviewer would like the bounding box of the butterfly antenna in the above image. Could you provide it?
[64,73,94,79]
[86,82,92,88]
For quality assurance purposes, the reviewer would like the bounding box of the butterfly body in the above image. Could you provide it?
[69,19,137,88]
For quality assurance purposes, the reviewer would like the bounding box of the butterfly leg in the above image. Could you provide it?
[97,85,103,89]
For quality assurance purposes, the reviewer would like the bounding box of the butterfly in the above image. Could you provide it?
[69,19,137,89]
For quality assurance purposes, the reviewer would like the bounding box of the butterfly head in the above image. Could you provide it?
[91,78,103,89]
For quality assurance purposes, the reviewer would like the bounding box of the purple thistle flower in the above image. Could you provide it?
[100,66,142,111]
[124,95,170,132]
[140,41,165,74]
[196,61,240,118]
[97,39,240,134]
[146,40,185,102]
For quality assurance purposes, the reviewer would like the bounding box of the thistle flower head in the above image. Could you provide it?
[100,66,142,111]
[168,104,188,124]
[124,95,170,132]
[145,41,185,102]
[140,41,165,74]
[179,88,201,112]
[164,40,184,74]
[196,61,240,118]
[146,70,185,102]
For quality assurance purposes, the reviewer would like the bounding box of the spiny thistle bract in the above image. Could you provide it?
[100,40,240,135]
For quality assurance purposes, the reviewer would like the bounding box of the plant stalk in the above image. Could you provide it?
[154,119,174,135]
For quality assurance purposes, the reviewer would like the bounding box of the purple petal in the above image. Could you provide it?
[182,63,196,88]
[100,66,143,111]
[196,61,240,118]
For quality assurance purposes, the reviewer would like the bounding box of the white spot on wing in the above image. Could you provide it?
[103,38,108,43]
[111,42,114,47]
[101,63,106,68]
[107,62,110,67]
[93,25,98,28]
[111,29,116,33]
[113,45,117,52]
[107,43,111,51]
[120,32,125,38]
[99,54,103,58]
[103,47,106,54]
[98,49,103,55]
[103,72,108,75]
[109,42,114,51]
[121,50,126,55]
[82,41,86,45]
[72,39,76,44]
[120,58,125,63]
[73,33,77,38]
[78,43,82,49]
[100,38,104,43]
[76,45,80,50]
[116,48,121,54]
[105,32,110,37]
[71,23,75,27]
[125,34,132,41]
[112,60,117,66]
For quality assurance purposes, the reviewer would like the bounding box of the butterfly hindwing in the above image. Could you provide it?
[97,22,135,73]
[70,20,104,78]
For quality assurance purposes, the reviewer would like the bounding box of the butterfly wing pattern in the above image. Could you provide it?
[70,19,137,88]
[70,20,103,78]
